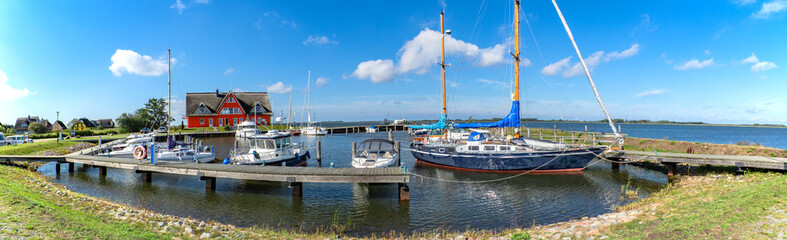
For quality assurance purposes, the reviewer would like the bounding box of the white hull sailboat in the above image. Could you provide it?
[301,70,327,136]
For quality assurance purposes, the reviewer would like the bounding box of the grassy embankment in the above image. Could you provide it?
[0,141,82,156]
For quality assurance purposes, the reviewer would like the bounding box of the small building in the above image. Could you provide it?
[73,118,96,130]
[186,90,273,128]
[96,119,115,128]
[51,120,67,131]
[14,115,49,134]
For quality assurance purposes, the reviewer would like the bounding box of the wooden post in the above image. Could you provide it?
[351,142,357,158]
[554,131,557,141]
[291,182,303,196]
[571,132,575,144]
[665,162,678,176]
[200,176,216,191]
[55,163,61,175]
[539,130,542,139]
[316,140,322,167]
[136,170,152,183]
[98,166,107,177]
[396,141,401,167]
[389,130,393,141]
[611,162,620,170]
[398,183,410,201]
[68,162,74,172]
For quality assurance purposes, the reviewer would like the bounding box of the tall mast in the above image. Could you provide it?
[440,10,448,140]
[307,70,311,124]
[288,91,292,129]
[167,48,171,135]
[513,0,521,138]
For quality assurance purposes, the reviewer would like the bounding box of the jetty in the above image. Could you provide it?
[326,124,409,134]
[0,143,411,201]
[603,150,787,175]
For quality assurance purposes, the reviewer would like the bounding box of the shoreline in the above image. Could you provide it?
[1,137,786,239]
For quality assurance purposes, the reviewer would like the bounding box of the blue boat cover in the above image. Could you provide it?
[452,101,520,128]
[468,132,487,142]
[408,113,447,130]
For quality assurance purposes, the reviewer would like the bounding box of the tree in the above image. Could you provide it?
[67,118,79,128]
[139,98,173,129]
[116,110,146,133]
[28,122,48,134]
[0,124,5,133]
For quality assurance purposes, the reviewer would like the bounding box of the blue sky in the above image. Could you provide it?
[0,0,785,125]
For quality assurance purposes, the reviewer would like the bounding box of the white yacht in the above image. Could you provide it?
[235,121,260,138]
[352,139,398,168]
[228,131,307,166]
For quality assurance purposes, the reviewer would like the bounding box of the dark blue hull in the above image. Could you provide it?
[240,152,310,167]
[409,144,603,172]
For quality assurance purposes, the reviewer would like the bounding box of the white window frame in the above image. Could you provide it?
[200,119,204,125]
[209,118,213,126]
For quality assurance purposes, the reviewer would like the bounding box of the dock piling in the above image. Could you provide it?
[398,183,410,201]
[351,142,357,159]
[55,162,61,175]
[316,141,322,167]
[200,176,216,191]
[136,170,152,182]
[396,141,401,167]
[388,130,393,141]
[68,162,74,172]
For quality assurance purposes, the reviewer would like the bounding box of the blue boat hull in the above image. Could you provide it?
[409,144,604,172]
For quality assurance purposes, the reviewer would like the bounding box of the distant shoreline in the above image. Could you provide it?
[315,120,787,129]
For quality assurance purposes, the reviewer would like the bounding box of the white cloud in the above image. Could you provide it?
[636,89,666,98]
[741,53,778,72]
[171,0,185,14]
[736,0,757,5]
[752,61,778,71]
[563,51,605,78]
[302,35,338,46]
[194,0,210,4]
[752,0,786,19]
[674,58,714,70]
[476,78,508,88]
[704,49,711,55]
[477,43,507,67]
[224,68,235,75]
[605,44,640,60]
[315,77,329,87]
[0,70,33,101]
[352,59,395,83]
[266,82,293,94]
[541,57,572,76]
[742,53,759,63]
[746,107,761,113]
[108,49,174,76]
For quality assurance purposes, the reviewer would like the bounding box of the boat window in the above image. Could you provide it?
[357,150,368,158]
[382,151,392,158]
[368,152,378,159]
[265,140,275,149]
[438,148,445,153]
[484,146,495,151]
[499,146,509,151]
[469,146,479,151]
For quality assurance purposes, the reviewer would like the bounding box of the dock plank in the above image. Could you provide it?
[603,150,787,171]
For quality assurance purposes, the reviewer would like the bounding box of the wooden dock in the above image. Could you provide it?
[326,124,408,134]
[603,150,787,175]
[1,149,411,200]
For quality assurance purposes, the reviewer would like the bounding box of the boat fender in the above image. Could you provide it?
[133,146,147,160]
[330,161,335,169]
[253,150,260,159]
[223,158,230,165]
[305,151,311,159]
[193,154,198,163]
[294,153,299,160]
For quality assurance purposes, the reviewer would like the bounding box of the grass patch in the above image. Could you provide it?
[610,172,787,239]
[0,141,81,155]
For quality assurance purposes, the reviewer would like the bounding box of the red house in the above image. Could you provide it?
[186,90,273,128]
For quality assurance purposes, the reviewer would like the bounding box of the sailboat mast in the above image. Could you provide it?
[513,0,521,138]
[307,70,311,124]
[288,91,292,129]
[440,10,448,140]
[167,48,171,135]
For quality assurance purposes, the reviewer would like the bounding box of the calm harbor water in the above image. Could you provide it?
[40,131,667,235]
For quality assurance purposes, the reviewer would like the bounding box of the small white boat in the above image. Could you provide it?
[352,139,398,168]
[365,125,378,133]
[235,121,260,138]
[229,131,308,165]
[303,126,327,135]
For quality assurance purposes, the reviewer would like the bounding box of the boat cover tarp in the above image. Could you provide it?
[408,113,447,130]
[452,101,520,128]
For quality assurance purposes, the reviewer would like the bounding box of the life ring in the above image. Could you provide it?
[133,146,147,160]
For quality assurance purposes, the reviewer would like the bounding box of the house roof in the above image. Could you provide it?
[52,120,67,130]
[186,90,273,117]
[97,119,114,126]
[14,116,42,130]
[78,118,96,128]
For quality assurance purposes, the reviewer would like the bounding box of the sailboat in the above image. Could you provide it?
[408,10,450,141]
[301,70,327,136]
[409,1,620,173]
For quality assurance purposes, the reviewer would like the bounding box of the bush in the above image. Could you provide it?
[74,130,95,136]
[223,125,231,131]
[28,122,49,134]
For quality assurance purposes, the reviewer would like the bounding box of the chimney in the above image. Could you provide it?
[216,89,220,98]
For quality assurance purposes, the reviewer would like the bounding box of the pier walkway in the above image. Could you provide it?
[0,145,411,200]
[603,150,787,175]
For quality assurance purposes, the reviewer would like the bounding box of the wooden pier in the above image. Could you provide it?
[1,149,411,200]
[603,150,787,175]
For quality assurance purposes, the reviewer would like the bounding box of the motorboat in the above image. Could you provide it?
[303,126,327,136]
[365,125,378,133]
[228,131,308,166]
[351,139,398,168]
[235,120,260,138]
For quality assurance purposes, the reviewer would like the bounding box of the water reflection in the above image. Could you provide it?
[40,131,666,235]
